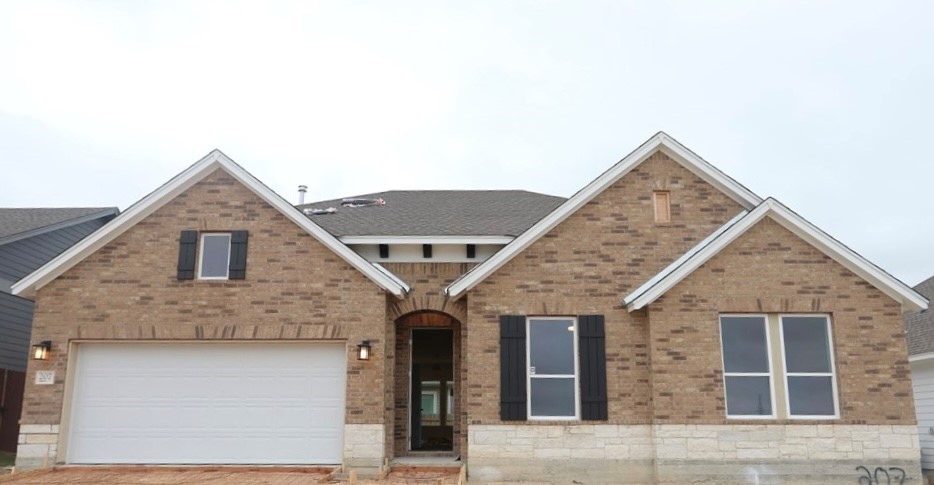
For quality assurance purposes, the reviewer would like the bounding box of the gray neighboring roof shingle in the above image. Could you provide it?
[906,275,934,355]
[0,208,117,241]
[298,190,566,237]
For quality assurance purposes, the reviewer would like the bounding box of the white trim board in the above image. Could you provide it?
[12,149,410,299]
[909,352,934,363]
[623,198,928,313]
[339,235,514,245]
[444,131,762,298]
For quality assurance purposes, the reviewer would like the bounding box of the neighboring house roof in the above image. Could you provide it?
[298,190,566,238]
[906,275,934,357]
[11,150,410,299]
[444,131,763,298]
[622,198,928,313]
[0,207,118,245]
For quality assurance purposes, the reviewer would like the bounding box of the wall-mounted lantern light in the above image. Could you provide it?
[32,341,52,361]
[357,340,372,361]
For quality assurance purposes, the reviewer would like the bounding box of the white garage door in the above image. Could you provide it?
[66,342,346,464]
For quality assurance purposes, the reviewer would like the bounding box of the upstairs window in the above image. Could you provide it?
[177,230,248,280]
[199,233,231,279]
[720,315,774,418]
[780,316,838,418]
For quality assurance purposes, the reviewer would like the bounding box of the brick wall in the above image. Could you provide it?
[19,169,389,464]
[649,217,915,424]
[466,151,746,424]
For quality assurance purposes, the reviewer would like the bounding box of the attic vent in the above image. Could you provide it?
[341,198,385,208]
[304,207,336,216]
[653,191,671,223]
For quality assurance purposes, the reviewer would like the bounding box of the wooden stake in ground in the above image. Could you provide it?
[349,470,357,485]
[457,465,467,485]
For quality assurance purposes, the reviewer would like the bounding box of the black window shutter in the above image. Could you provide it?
[176,230,198,280]
[500,315,527,421]
[578,314,608,420]
[228,230,249,279]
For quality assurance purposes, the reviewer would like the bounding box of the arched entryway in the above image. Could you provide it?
[393,310,462,458]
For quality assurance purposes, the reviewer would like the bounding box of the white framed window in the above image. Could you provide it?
[718,315,776,419]
[526,317,579,420]
[719,314,839,420]
[198,233,232,280]
[420,389,439,415]
[779,315,839,419]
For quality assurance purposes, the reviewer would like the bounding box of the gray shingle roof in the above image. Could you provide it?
[906,275,934,355]
[298,190,566,237]
[0,208,117,241]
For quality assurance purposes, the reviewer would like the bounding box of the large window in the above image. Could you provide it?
[527,317,579,419]
[719,314,838,419]
[198,233,231,279]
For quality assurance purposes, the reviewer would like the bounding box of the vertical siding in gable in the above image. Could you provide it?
[0,292,33,371]
[0,218,111,283]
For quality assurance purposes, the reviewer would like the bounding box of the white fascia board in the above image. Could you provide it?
[625,198,929,313]
[340,235,514,245]
[444,131,763,299]
[12,150,409,299]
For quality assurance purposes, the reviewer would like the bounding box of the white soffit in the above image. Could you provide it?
[340,235,514,245]
[623,198,928,313]
[444,131,762,298]
[12,150,409,299]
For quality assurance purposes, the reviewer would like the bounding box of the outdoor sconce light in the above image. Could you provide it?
[32,341,52,361]
[357,340,372,361]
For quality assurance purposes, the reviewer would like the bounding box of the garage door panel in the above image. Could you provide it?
[67,342,346,464]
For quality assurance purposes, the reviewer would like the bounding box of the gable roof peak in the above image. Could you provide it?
[12,150,410,299]
[623,196,928,313]
[444,132,762,298]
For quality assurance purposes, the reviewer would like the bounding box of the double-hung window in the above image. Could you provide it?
[780,316,839,418]
[719,314,838,419]
[719,315,775,418]
[527,317,579,419]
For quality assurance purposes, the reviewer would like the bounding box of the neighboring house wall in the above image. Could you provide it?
[907,276,934,471]
[912,359,934,470]
[0,218,111,285]
[0,292,32,372]
[17,169,389,468]
[466,151,747,482]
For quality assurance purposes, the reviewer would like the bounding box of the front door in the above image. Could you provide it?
[410,329,453,451]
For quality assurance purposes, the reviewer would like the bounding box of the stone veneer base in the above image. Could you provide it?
[467,424,923,484]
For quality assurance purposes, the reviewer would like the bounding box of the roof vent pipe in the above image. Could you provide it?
[298,185,307,205]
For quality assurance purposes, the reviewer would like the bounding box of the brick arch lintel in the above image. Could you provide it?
[388,295,466,323]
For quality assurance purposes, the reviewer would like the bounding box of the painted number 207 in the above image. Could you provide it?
[856,466,906,485]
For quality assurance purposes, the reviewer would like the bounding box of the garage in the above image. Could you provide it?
[65,342,346,464]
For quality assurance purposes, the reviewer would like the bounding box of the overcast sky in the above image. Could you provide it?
[1,1,932,286]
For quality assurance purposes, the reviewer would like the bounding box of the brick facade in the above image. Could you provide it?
[14,148,922,483]
[18,169,389,467]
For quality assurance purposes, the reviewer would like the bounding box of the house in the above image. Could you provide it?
[11,133,928,484]
[906,275,934,475]
[0,208,117,455]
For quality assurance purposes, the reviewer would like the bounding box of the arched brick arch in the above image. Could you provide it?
[387,295,466,324]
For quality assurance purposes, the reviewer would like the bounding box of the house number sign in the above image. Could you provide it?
[35,370,55,385]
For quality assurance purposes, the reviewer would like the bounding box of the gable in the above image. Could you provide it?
[12,150,409,299]
[624,198,927,312]
[445,132,761,298]
[465,150,747,300]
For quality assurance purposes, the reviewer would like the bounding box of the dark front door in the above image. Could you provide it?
[410,329,453,451]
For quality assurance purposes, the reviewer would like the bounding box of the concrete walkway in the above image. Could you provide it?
[0,467,461,484]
